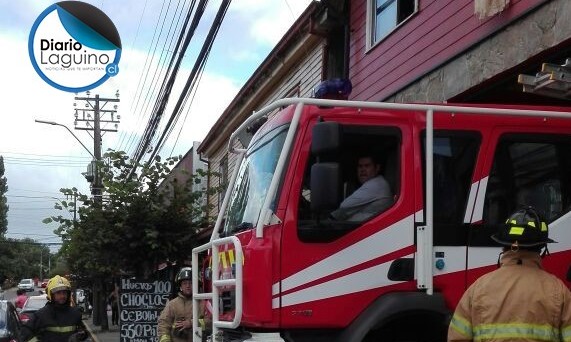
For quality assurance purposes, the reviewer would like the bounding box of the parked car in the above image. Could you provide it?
[40,279,49,288]
[0,300,23,342]
[19,294,48,323]
[17,279,34,292]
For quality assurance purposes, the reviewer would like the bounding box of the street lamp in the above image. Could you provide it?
[34,119,95,158]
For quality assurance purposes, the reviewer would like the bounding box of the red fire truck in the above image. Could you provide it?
[192,98,571,342]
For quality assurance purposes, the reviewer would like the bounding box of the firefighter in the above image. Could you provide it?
[158,267,205,342]
[21,275,87,342]
[448,207,571,341]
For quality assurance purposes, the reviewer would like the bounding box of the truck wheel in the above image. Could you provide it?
[362,313,447,342]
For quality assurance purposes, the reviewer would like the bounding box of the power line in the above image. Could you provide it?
[150,0,231,160]
[283,0,296,18]
[4,156,87,163]
[136,0,230,167]
[169,61,205,157]
[4,161,87,168]
[3,157,90,167]
[6,232,60,237]
[8,188,66,195]
[6,195,64,199]
[119,0,186,155]
[126,0,194,157]
[0,240,62,246]
[9,208,60,210]
[0,151,91,160]
[8,200,60,204]
[129,0,206,162]
[123,0,172,144]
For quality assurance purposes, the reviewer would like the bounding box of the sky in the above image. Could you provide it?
[0,0,312,252]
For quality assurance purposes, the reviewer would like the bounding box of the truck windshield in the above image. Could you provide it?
[223,124,289,235]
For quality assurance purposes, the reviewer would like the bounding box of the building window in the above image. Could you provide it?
[367,0,417,49]
[283,84,300,99]
[217,155,228,210]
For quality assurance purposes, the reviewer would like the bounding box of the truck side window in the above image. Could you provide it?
[298,124,401,234]
[422,131,481,246]
[478,135,571,246]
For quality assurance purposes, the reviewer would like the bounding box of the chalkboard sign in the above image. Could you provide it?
[119,278,172,342]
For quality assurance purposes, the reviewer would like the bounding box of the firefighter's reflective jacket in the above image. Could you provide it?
[21,302,85,342]
[158,293,194,342]
[448,250,571,341]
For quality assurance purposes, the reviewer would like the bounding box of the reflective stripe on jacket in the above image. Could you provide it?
[21,302,84,342]
[448,250,571,342]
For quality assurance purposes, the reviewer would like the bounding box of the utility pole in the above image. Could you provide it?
[40,249,43,283]
[74,90,120,200]
[73,191,77,224]
[64,189,78,230]
[73,91,120,331]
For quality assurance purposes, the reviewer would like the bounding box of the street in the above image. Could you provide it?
[1,285,44,301]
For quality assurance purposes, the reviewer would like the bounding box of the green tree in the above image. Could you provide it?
[44,150,219,331]
[46,150,217,278]
[48,254,70,279]
[0,156,8,236]
[0,238,50,282]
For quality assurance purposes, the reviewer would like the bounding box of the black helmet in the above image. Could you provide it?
[491,207,556,247]
[175,267,192,285]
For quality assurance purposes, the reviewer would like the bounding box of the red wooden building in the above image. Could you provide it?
[344,0,570,104]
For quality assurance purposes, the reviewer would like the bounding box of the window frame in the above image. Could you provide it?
[420,130,482,246]
[366,0,419,51]
[472,133,571,247]
[297,122,402,242]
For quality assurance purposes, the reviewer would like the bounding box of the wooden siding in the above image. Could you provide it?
[205,43,324,219]
[262,44,323,105]
[349,0,549,101]
[205,141,241,219]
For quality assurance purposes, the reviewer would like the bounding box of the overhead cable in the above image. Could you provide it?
[149,0,232,161]
[128,0,211,178]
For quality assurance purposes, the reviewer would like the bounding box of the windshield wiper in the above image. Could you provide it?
[232,222,253,233]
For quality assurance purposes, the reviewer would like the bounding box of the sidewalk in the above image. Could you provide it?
[83,310,120,342]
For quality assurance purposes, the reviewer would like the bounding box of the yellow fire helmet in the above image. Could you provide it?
[46,275,71,301]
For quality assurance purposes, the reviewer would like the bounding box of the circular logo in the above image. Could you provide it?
[28,1,122,92]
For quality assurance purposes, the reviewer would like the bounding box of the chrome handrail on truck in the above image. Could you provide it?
[192,236,243,342]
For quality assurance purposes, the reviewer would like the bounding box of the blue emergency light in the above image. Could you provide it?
[313,78,352,99]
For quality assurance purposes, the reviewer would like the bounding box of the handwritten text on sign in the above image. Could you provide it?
[120,278,172,342]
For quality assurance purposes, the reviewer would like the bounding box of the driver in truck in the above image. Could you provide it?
[330,153,393,222]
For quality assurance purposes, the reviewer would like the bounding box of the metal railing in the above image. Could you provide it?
[192,236,243,342]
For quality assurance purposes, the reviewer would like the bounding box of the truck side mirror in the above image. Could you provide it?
[312,121,341,155]
[310,162,341,211]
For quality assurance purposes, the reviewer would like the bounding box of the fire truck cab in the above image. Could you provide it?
[192,98,571,342]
